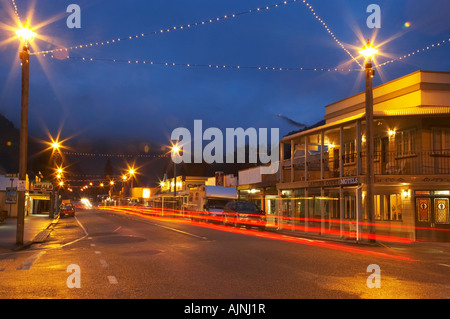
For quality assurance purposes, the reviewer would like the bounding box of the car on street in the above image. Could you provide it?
[59,203,76,217]
[222,201,266,230]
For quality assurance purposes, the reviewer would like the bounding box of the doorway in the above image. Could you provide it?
[415,191,450,242]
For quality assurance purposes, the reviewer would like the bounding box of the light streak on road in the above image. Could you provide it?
[98,205,417,262]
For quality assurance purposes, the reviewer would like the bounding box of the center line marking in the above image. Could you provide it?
[100,259,109,267]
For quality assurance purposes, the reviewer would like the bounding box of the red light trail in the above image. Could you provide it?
[98,205,417,262]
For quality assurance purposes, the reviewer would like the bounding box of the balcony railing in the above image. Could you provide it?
[282,149,450,181]
[371,150,450,175]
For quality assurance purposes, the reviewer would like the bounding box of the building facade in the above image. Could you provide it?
[277,70,450,242]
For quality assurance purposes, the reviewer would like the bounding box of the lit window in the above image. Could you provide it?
[389,194,402,221]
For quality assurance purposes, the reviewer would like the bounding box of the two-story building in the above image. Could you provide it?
[277,70,450,242]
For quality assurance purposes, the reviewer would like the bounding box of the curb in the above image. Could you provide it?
[269,228,383,247]
[13,217,60,251]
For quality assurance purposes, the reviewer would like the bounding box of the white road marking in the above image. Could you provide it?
[95,251,101,254]
[438,263,450,268]
[107,275,118,284]
[150,222,208,240]
[56,216,90,249]
[16,251,46,270]
[100,259,109,267]
[104,209,208,240]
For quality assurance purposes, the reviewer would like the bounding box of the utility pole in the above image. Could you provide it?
[360,41,377,243]
[16,44,30,245]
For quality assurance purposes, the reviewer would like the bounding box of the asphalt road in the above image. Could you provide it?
[0,207,449,300]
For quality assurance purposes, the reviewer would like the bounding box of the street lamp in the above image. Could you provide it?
[171,144,180,198]
[359,40,377,243]
[51,141,61,151]
[128,168,135,190]
[15,22,36,245]
[122,174,128,200]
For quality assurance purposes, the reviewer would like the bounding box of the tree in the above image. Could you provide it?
[104,159,113,180]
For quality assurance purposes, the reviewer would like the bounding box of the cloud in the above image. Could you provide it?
[276,113,307,128]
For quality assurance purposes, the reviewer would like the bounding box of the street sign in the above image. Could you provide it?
[17,180,26,192]
[6,187,17,204]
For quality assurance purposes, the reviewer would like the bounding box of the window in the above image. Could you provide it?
[344,140,356,164]
[389,194,402,221]
[373,138,381,161]
[432,128,450,155]
[395,129,416,157]
[344,195,355,219]
[374,195,381,220]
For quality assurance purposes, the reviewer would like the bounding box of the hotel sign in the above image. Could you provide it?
[34,182,53,191]
[340,177,359,185]
[308,177,360,188]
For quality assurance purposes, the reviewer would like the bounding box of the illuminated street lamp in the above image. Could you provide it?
[15,22,36,245]
[359,40,377,243]
[51,141,61,151]
[122,174,128,199]
[128,168,136,190]
[16,22,36,45]
[171,144,180,198]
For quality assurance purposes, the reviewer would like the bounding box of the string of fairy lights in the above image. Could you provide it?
[30,0,360,70]
[374,37,450,68]
[39,35,449,73]
[62,151,169,158]
[31,0,300,55]
[42,54,362,72]
[10,0,21,24]
[15,0,448,72]
[300,0,362,68]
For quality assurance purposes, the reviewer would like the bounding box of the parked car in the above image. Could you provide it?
[223,201,266,230]
[60,203,76,217]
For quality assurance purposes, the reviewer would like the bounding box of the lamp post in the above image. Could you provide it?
[15,22,36,245]
[359,40,377,243]
[128,168,135,190]
[109,180,114,205]
[52,140,63,219]
[55,166,64,218]
[171,145,180,198]
[122,174,127,200]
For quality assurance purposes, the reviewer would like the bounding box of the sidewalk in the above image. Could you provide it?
[0,214,59,253]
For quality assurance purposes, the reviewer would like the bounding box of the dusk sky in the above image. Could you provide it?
[0,0,449,153]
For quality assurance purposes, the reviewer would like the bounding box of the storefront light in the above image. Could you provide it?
[401,189,411,198]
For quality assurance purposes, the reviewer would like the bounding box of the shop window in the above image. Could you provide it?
[344,195,355,219]
[389,194,402,220]
[374,195,381,220]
